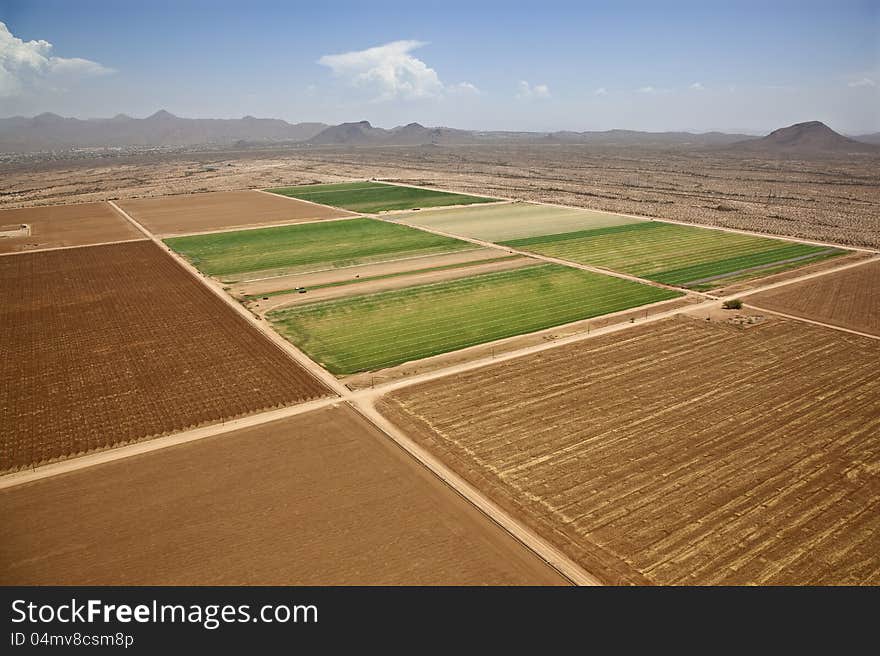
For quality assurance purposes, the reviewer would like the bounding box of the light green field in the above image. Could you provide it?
[503,222,845,289]
[267,263,682,374]
[394,202,642,241]
[164,218,476,281]
[266,181,497,213]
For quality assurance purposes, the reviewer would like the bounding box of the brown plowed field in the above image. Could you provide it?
[379,316,880,585]
[0,241,329,472]
[747,259,880,336]
[0,405,566,585]
[0,202,143,253]
[116,190,356,236]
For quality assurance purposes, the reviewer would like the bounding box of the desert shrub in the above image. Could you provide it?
[722,298,743,310]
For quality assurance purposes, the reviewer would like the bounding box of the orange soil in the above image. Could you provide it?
[379,316,880,585]
[115,190,355,236]
[0,405,566,585]
[0,202,143,253]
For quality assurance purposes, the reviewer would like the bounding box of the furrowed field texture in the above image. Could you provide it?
[267,181,497,213]
[0,241,329,472]
[165,218,476,281]
[748,259,880,337]
[380,317,880,585]
[0,406,564,585]
[394,202,641,242]
[503,222,845,289]
[268,263,681,374]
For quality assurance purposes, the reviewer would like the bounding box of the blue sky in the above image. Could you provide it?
[1,0,878,133]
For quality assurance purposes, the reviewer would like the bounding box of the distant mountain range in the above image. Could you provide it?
[0,110,327,151]
[305,121,758,147]
[1,111,877,155]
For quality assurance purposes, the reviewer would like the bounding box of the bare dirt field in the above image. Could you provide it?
[0,240,329,472]
[747,259,880,336]
[115,190,356,235]
[379,316,880,585]
[0,202,143,253]
[249,256,535,313]
[232,246,509,297]
[0,405,566,585]
[3,144,877,249]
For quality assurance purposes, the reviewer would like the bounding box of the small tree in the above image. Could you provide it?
[722,298,743,310]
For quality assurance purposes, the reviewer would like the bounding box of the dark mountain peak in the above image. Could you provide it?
[729,120,877,154]
[765,121,835,143]
[146,109,177,121]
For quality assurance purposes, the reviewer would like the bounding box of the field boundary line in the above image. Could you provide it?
[373,214,689,294]
[155,214,360,239]
[252,187,360,215]
[378,180,879,254]
[237,246,487,284]
[337,294,697,383]
[347,398,599,586]
[351,299,717,397]
[731,254,880,299]
[108,200,347,395]
[743,303,880,340]
[0,237,149,258]
[0,397,343,489]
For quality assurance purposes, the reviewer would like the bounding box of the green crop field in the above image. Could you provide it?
[503,222,845,289]
[267,263,682,374]
[266,181,497,213]
[394,202,642,242]
[165,218,476,280]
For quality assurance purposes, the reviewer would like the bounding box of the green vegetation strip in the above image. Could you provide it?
[165,218,475,278]
[245,255,521,299]
[686,249,845,291]
[267,181,497,213]
[503,222,845,288]
[267,263,682,375]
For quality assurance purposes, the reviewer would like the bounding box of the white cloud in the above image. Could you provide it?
[594,87,607,96]
[690,82,705,90]
[848,77,876,88]
[449,81,481,95]
[318,40,476,101]
[0,21,114,97]
[516,80,550,99]
[637,86,656,94]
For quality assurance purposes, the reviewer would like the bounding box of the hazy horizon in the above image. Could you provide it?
[2,0,878,134]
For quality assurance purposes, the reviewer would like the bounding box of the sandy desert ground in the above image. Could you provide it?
[2,143,878,249]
